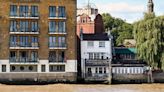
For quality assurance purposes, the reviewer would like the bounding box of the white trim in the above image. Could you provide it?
[9,62,38,65]
[49,63,66,65]
[48,17,66,20]
[10,47,39,49]
[10,32,39,35]
[49,32,67,35]
[10,16,39,19]
[49,47,66,50]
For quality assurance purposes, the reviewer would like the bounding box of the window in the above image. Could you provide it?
[31,21,38,32]
[11,66,16,71]
[87,68,92,76]
[95,67,98,73]
[58,21,66,33]
[58,51,65,62]
[10,21,17,32]
[49,51,57,62]
[49,36,56,47]
[49,36,66,48]
[20,21,29,32]
[58,36,66,47]
[87,41,94,47]
[49,6,56,17]
[31,37,38,47]
[104,67,106,74]
[19,5,29,17]
[10,5,17,16]
[49,21,56,32]
[10,51,16,62]
[49,51,65,63]
[10,36,17,47]
[99,67,102,74]
[20,36,29,47]
[49,65,65,72]
[31,51,38,62]
[99,41,105,47]
[41,65,46,72]
[88,53,93,60]
[20,66,25,71]
[31,6,38,17]
[58,6,65,17]
[94,53,100,59]
[20,51,28,62]
[2,65,6,72]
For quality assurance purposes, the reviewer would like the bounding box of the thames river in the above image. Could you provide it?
[0,84,164,92]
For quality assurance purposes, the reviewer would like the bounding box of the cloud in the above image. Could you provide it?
[96,2,145,23]
[97,2,145,13]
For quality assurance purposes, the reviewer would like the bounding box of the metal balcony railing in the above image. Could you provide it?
[85,59,110,66]
[49,57,66,63]
[10,28,39,33]
[10,43,39,48]
[49,31,66,34]
[10,13,39,18]
[49,44,66,49]
[9,57,38,63]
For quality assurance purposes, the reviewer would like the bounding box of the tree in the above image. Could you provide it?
[102,13,133,46]
[134,13,164,69]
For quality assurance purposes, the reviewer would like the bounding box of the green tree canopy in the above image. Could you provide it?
[102,13,133,46]
[134,13,164,69]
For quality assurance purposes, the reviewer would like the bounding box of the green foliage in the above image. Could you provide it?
[134,13,164,69]
[102,13,133,46]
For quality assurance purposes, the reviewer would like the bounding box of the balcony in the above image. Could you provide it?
[9,57,38,64]
[10,30,39,35]
[49,44,66,50]
[10,14,39,20]
[85,59,110,66]
[10,43,39,49]
[85,73,109,81]
[48,16,66,20]
[49,31,67,35]
[49,57,66,64]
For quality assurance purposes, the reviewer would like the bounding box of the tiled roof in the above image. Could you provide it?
[82,33,109,41]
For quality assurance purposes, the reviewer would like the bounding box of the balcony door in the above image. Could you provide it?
[20,51,28,62]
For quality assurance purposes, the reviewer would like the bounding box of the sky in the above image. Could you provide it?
[77,0,164,23]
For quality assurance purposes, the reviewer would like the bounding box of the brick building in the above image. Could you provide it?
[0,0,77,82]
[77,4,102,37]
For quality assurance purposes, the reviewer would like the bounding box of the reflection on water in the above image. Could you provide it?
[76,84,164,92]
[0,84,164,92]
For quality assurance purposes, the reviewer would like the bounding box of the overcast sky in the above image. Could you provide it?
[77,0,164,23]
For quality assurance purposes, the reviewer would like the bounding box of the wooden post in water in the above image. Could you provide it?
[107,60,112,84]
[147,67,154,83]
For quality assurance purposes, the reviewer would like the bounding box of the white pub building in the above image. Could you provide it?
[80,31,112,83]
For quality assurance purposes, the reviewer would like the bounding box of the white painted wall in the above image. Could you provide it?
[66,60,77,72]
[0,59,77,73]
[81,40,112,60]
[0,60,10,72]
[38,60,49,73]
[81,37,112,78]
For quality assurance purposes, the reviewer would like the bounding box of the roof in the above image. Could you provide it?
[114,47,137,54]
[82,33,109,41]
[123,39,136,47]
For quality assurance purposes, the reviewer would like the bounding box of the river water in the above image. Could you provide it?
[0,84,164,92]
[75,84,164,92]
